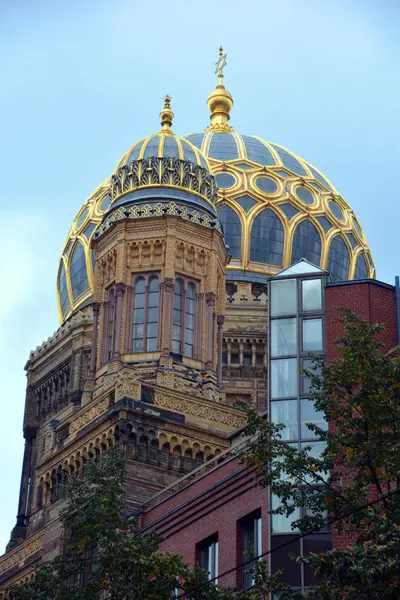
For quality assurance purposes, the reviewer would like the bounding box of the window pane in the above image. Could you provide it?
[270,535,301,586]
[270,358,298,398]
[148,277,158,292]
[185,313,194,329]
[271,318,297,357]
[301,441,327,483]
[147,337,157,352]
[250,208,284,266]
[270,279,297,317]
[135,293,145,309]
[148,291,159,308]
[135,278,145,293]
[173,309,182,325]
[184,343,193,357]
[271,495,300,533]
[133,339,144,352]
[133,308,144,324]
[147,323,158,338]
[147,307,158,322]
[133,324,144,339]
[185,328,194,344]
[291,219,321,267]
[217,204,242,259]
[186,297,195,313]
[302,358,322,394]
[328,235,350,282]
[187,282,196,299]
[271,400,298,440]
[172,339,181,354]
[303,319,323,352]
[301,399,327,439]
[302,279,322,311]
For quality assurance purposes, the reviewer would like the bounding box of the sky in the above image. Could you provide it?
[0,0,399,552]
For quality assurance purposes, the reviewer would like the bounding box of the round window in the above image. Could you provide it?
[99,194,111,212]
[329,200,344,221]
[216,173,236,189]
[295,186,314,205]
[255,177,278,194]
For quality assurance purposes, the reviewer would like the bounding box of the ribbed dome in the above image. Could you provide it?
[182,131,374,284]
[116,133,210,171]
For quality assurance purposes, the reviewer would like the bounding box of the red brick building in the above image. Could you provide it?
[136,274,399,593]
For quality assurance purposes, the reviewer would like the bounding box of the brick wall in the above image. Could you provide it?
[141,457,268,589]
[326,279,397,549]
[326,280,398,361]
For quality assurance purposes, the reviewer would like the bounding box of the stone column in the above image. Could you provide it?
[252,341,257,367]
[227,340,232,368]
[206,292,216,369]
[113,283,125,360]
[216,315,224,385]
[239,340,244,366]
[89,303,100,376]
[162,278,174,355]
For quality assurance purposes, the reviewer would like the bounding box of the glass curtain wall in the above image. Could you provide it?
[268,265,331,593]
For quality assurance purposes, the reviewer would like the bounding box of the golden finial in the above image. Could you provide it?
[205,47,234,133]
[215,46,227,84]
[159,95,174,134]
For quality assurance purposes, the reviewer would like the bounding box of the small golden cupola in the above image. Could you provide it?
[206,47,234,133]
[94,97,220,242]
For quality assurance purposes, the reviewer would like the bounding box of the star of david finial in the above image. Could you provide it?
[215,46,227,82]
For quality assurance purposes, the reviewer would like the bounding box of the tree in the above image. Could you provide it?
[244,309,400,599]
[8,446,289,600]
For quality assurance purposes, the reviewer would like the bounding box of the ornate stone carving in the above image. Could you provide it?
[115,369,141,401]
[0,534,44,575]
[69,397,109,435]
[154,393,246,429]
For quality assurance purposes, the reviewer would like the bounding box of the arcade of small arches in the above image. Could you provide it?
[35,427,223,509]
[222,337,267,369]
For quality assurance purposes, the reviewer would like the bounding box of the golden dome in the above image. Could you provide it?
[56,55,375,324]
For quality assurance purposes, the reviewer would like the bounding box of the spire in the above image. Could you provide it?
[205,47,234,133]
[160,95,174,134]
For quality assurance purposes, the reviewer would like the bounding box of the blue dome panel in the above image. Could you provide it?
[242,136,276,166]
[270,144,309,176]
[209,133,239,160]
[185,134,204,150]
[143,136,160,159]
[163,136,180,159]
[181,140,198,165]
[128,140,145,163]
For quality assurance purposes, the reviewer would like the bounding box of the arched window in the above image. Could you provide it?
[217,204,241,259]
[58,262,70,316]
[70,242,89,299]
[354,252,368,280]
[172,278,198,358]
[132,275,160,352]
[250,208,284,265]
[328,236,350,281]
[291,219,321,267]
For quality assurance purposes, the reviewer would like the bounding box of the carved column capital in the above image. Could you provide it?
[115,282,126,297]
[164,277,174,291]
[217,315,225,326]
[206,291,216,307]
